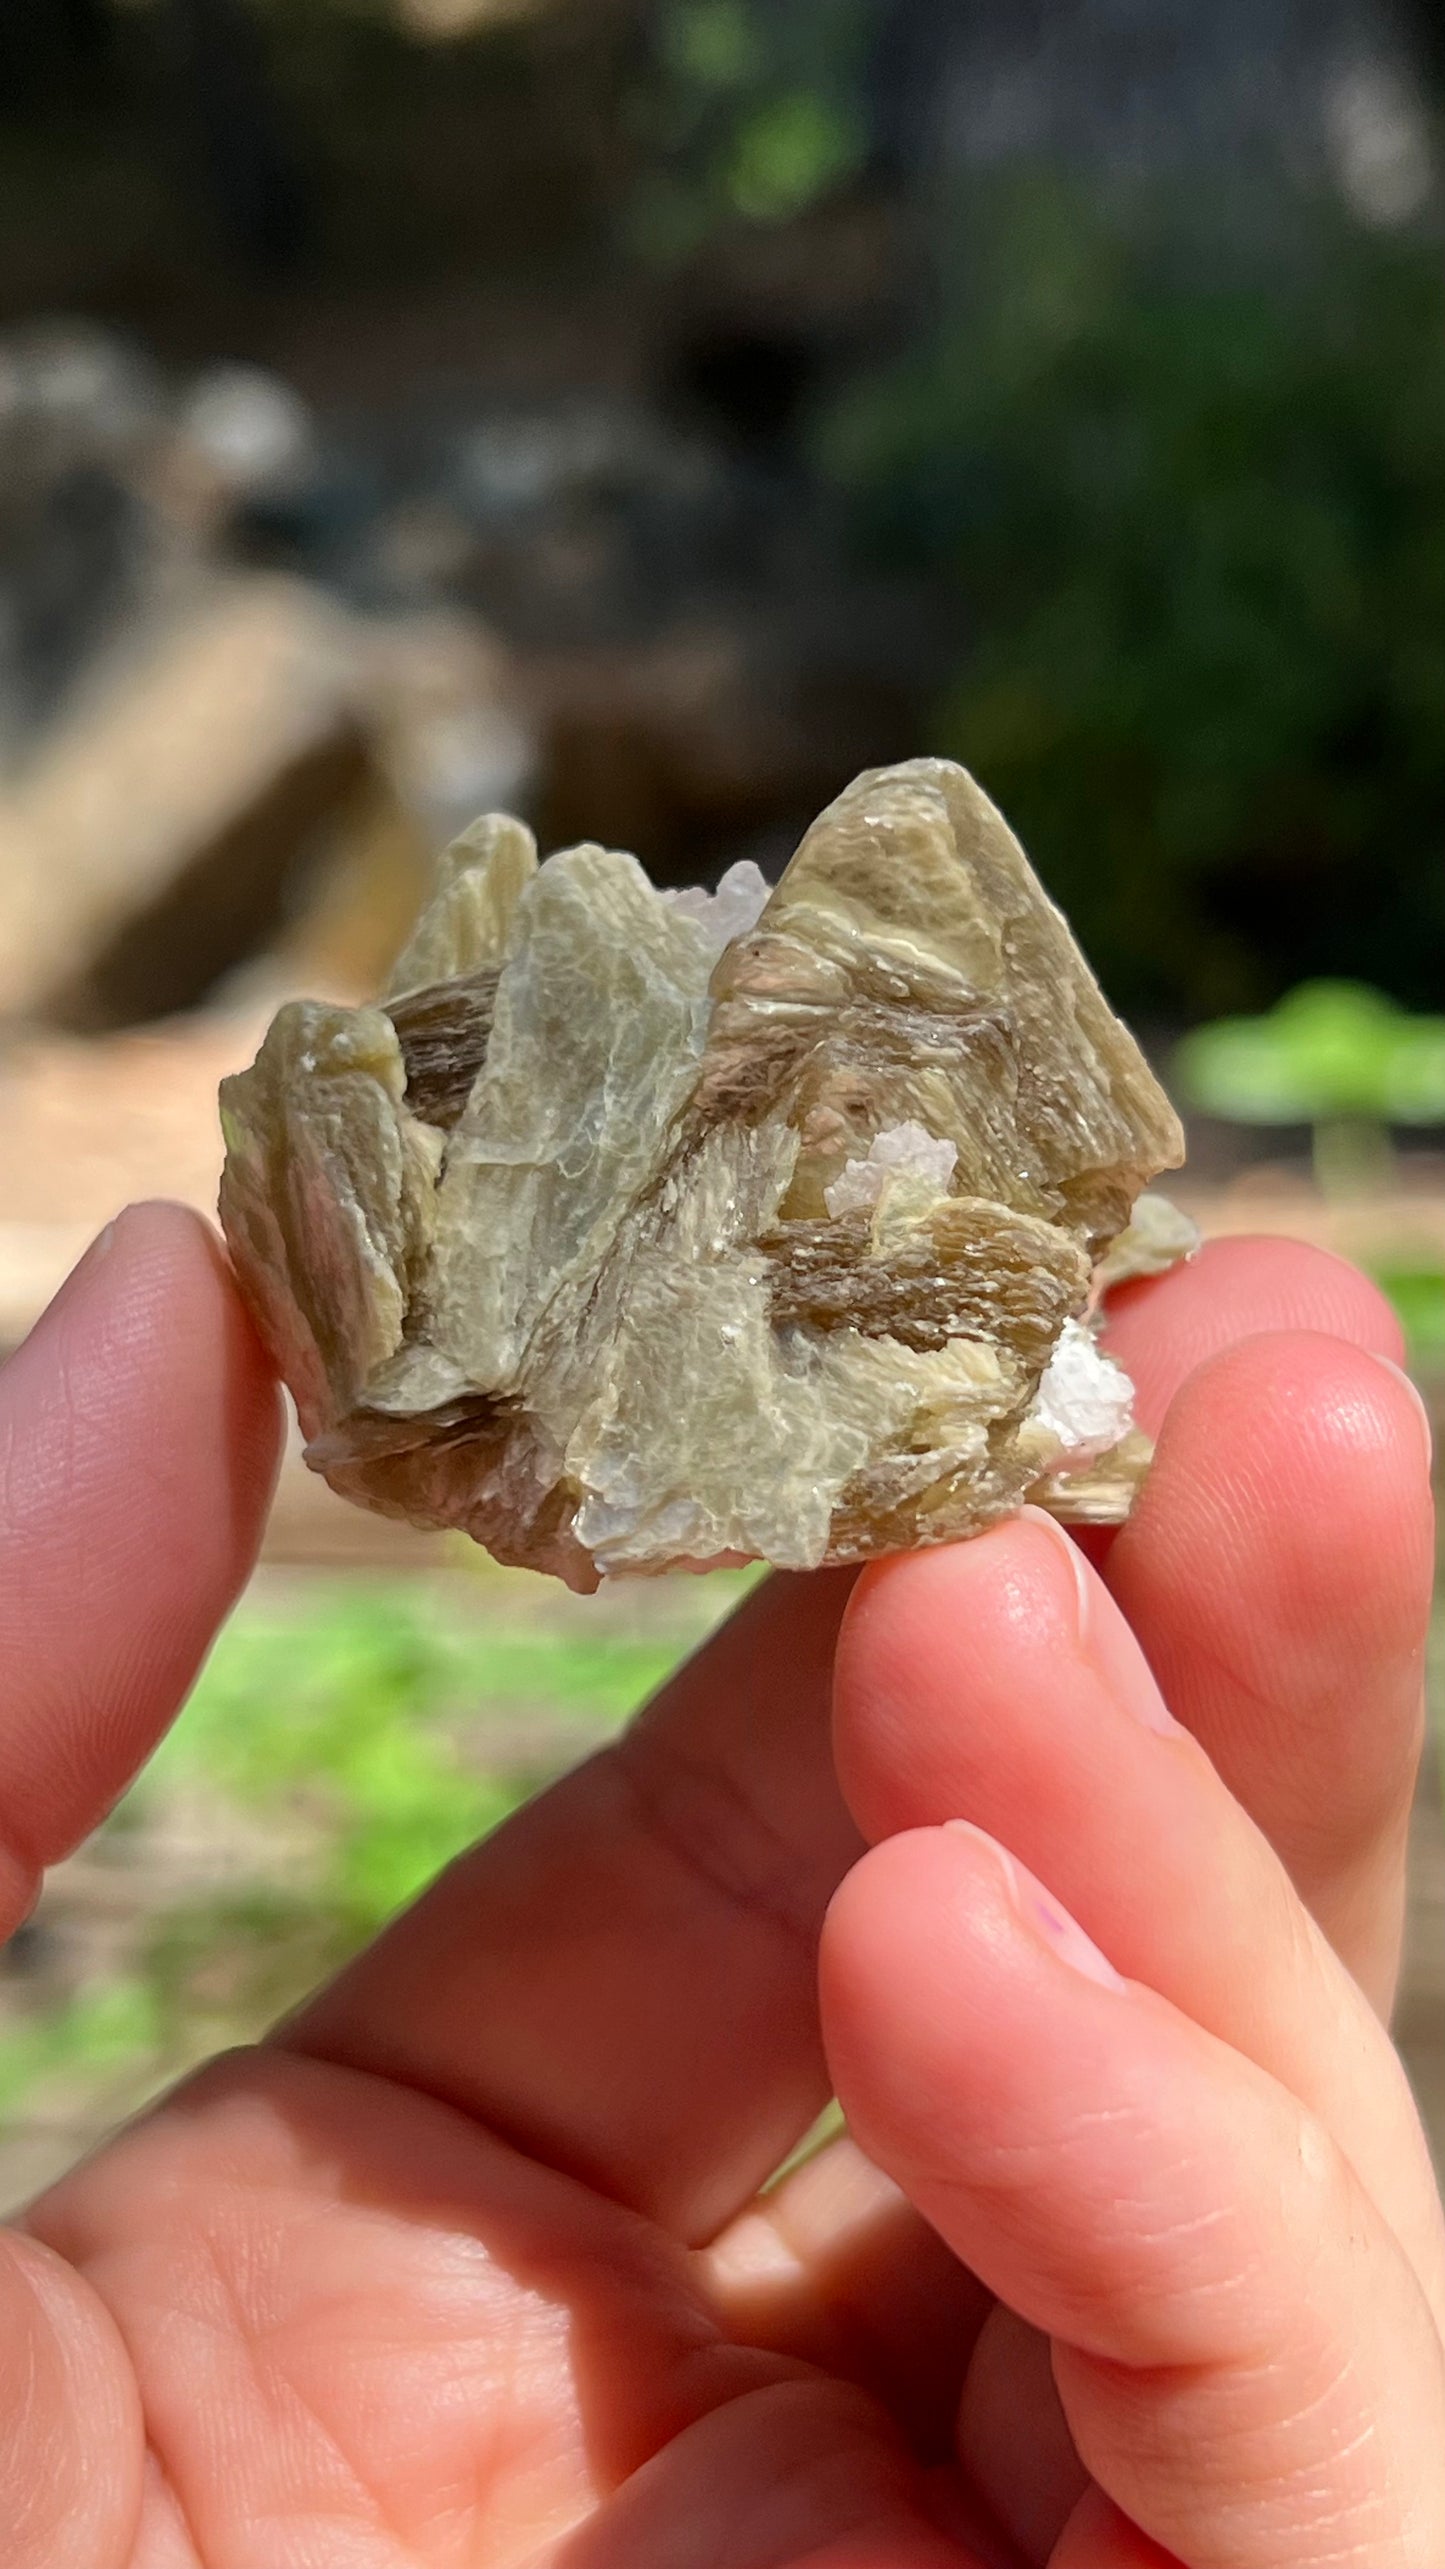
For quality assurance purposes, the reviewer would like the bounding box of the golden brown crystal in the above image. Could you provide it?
[219,761,1186,1589]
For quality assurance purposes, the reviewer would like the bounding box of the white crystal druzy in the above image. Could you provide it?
[661,860,772,957]
[824,1122,960,1219]
[1027,1318,1135,1466]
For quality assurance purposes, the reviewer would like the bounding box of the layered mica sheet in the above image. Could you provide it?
[219,760,1187,1590]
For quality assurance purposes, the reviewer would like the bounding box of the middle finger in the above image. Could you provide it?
[832,1373,1445,2311]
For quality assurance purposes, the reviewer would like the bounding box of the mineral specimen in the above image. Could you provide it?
[219,760,1189,1590]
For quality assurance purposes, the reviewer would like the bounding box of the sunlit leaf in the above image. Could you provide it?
[1176,982,1445,1125]
[726,90,861,222]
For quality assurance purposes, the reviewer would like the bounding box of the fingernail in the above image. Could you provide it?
[1018,1505,1093,1643]
[1375,1357,1433,1474]
[947,1821,1127,1989]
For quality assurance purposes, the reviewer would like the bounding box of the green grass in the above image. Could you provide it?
[6,1553,1439,2177]
[141,1583,693,1930]
[0,1571,747,2149]
[1372,1263,1445,1369]
[0,1977,165,2125]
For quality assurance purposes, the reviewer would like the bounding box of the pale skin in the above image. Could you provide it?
[1,1205,1443,2569]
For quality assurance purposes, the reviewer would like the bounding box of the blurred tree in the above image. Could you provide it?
[630,0,876,262]
[638,0,1441,253]
[902,0,1436,224]
[825,185,1445,1020]
[0,0,111,104]
[165,0,314,274]
[1397,0,1445,103]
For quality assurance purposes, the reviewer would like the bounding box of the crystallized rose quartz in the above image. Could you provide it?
[219,761,1190,1591]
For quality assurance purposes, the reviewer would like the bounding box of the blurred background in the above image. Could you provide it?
[1,0,1443,2192]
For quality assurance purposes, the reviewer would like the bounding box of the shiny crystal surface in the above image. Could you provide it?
[219,760,1187,1589]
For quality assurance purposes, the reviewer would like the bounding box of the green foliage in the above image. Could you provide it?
[726,88,862,223]
[660,0,764,89]
[0,1975,162,2123]
[633,0,869,259]
[141,1583,686,1935]
[0,1579,727,2133]
[824,183,1445,1019]
[146,1594,506,1922]
[1175,984,1445,1128]
[1372,1263,1445,1366]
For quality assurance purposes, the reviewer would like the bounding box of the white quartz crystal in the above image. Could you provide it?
[1026,1318,1136,1467]
[824,1122,960,1219]
[661,859,772,957]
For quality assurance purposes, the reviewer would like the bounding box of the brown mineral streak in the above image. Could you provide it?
[384,969,502,1132]
[218,760,1186,1590]
[762,1201,1087,1363]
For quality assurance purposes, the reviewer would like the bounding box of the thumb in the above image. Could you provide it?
[0,1201,282,1939]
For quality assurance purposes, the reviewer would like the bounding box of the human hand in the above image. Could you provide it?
[0,1203,1440,2567]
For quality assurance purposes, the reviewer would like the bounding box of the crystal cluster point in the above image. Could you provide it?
[219,761,1187,1588]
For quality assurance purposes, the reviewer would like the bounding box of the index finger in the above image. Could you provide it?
[1100,1227,1404,1428]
